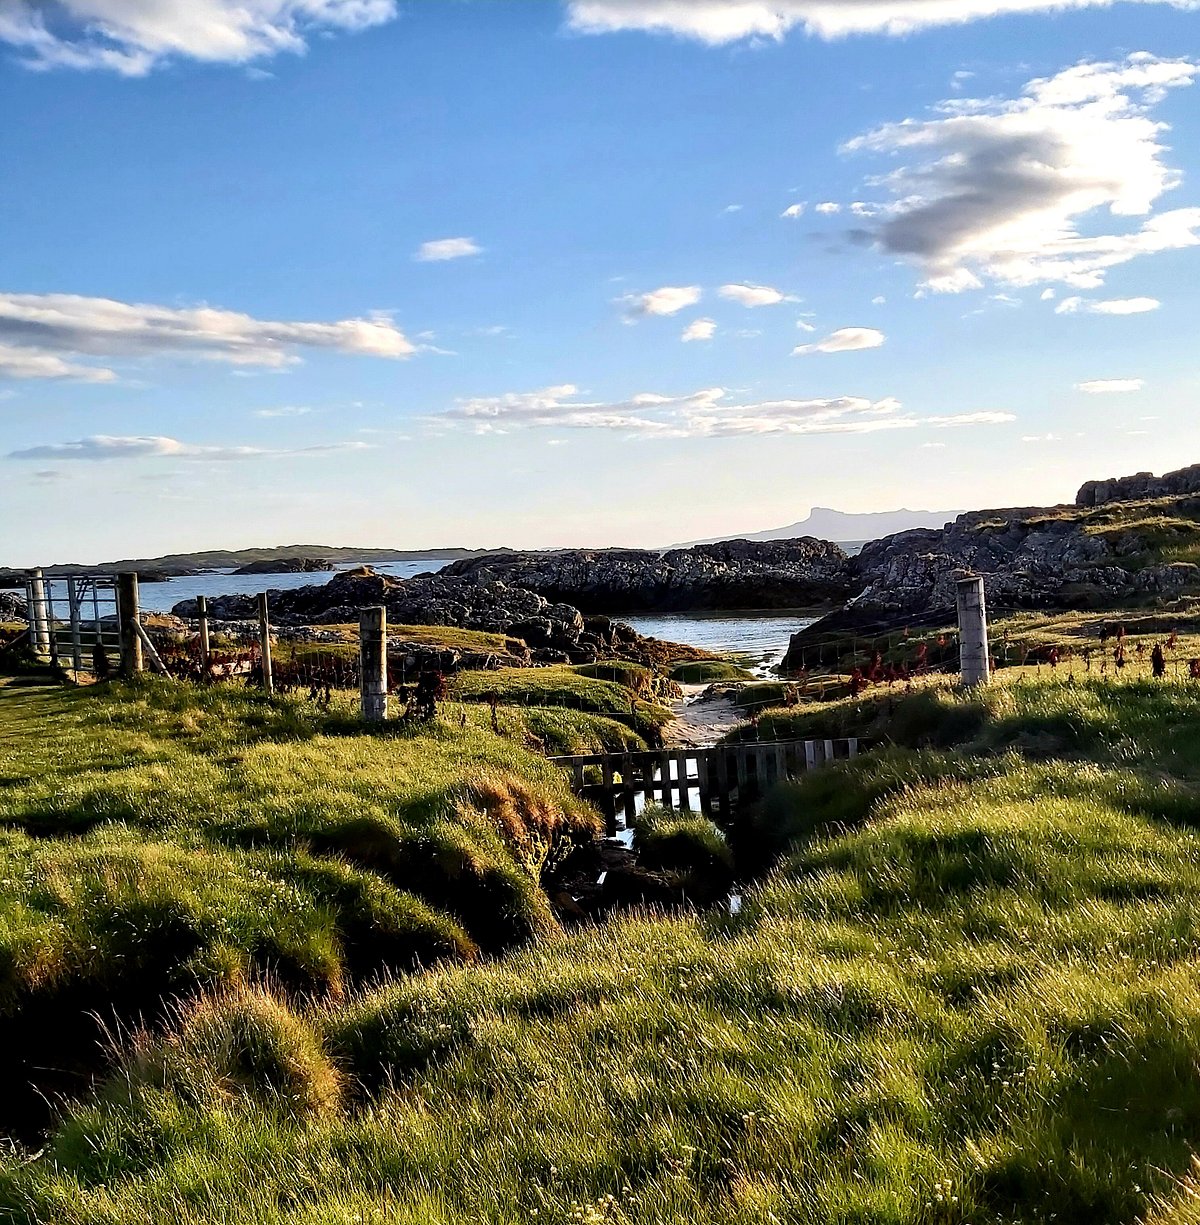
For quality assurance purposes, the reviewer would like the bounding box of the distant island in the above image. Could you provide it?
[677,506,964,547]
[0,544,507,585]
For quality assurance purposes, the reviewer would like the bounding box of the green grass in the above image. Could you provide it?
[10,730,1200,1222]
[10,663,1200,1221]
[451,666,673,741]
[669,660,755,684]
[0,675,634,1135]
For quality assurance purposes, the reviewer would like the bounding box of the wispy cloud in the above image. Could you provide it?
[794,326,885,355]
[619,285,703,319]
[1075,378,1145,393]
[718,282,792,307]
[814,201,841,214]
[844,54,1200,293]
[253,405,315,418]
[781,202,807,218]
[682,318,717,342]
[564,1,1200,44]
[0,0,397,75]
[430,383,1012,439]
[7,434,372,462]
[0,291,414,381]
[1055,295,1162,314]
[414,237,483,262]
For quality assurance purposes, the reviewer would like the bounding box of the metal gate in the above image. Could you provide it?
[23,571,123,679]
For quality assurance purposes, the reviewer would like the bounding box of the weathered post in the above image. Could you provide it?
[956,574,991,688]
[26,568,50,658]
[359,605,388,722]
[196,595,212,674]
[66,576,83,675]
[117,572,143,677]
[257,593,274,695]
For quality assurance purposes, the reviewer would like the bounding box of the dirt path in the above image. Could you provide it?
[663,683,748,748]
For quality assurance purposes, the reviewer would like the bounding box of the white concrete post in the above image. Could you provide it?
[956,575,991,688]
[257,593,274,695]
[26,568,50,658]
[359,606,388,722]
[196,595,212,674]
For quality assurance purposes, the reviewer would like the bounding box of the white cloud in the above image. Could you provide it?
[7,434,372,461]
[0,343,116,383]
[1041,288,1058,300]
[1076,378,1145,392]
[722,203,743,213]
[796,318,817,332]
[431,382,1011,439]
[781,203,807,218]
[414,237,482,262]
[1055,295,1161,313]
[718,282,790,307]
[0,0,397,75]
[872,295,887,305]
[682,318,717,342]
[253,405,315,417]
[844,54,1200,293]
[0,291,414,380]
[814,201,841,214]
[619,285,703,319]
[794,326,886,354]
[564,1,1200,44]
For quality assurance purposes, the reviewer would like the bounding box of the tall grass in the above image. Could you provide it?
[7,669,1200,1222]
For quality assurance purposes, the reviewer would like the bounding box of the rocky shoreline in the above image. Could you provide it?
[171,567,709,668]
[439,537,854,613]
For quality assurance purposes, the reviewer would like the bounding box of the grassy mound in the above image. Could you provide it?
[670,659,755,684]
[0,675,622,1132]
[451,666,673,742]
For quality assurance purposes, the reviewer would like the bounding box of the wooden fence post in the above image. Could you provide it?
[359,606,388,722]
[956,574,991,688]
[196,595,211,674]
[117,572,143,677]
[257,593,274,695]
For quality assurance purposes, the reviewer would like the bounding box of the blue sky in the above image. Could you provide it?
[2,0,1199,564]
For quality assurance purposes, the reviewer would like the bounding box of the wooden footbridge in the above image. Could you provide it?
[550,737,860,835]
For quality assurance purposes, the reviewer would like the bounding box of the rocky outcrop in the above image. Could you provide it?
[232,557,334,575]
[0,592,27,623]
[171,568,686,666]
[1077,464,1200,507]
[781,493,1200,670]
[440,538,854,613]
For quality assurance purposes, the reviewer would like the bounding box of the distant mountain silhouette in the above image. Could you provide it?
[679,506,965,547]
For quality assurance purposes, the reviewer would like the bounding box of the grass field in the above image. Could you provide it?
[5,662,1200,1222]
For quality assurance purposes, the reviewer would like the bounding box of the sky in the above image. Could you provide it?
[2,0,1199,565]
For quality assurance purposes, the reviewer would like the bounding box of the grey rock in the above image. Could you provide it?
[439,537,854,613]
[0,592,27,622]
